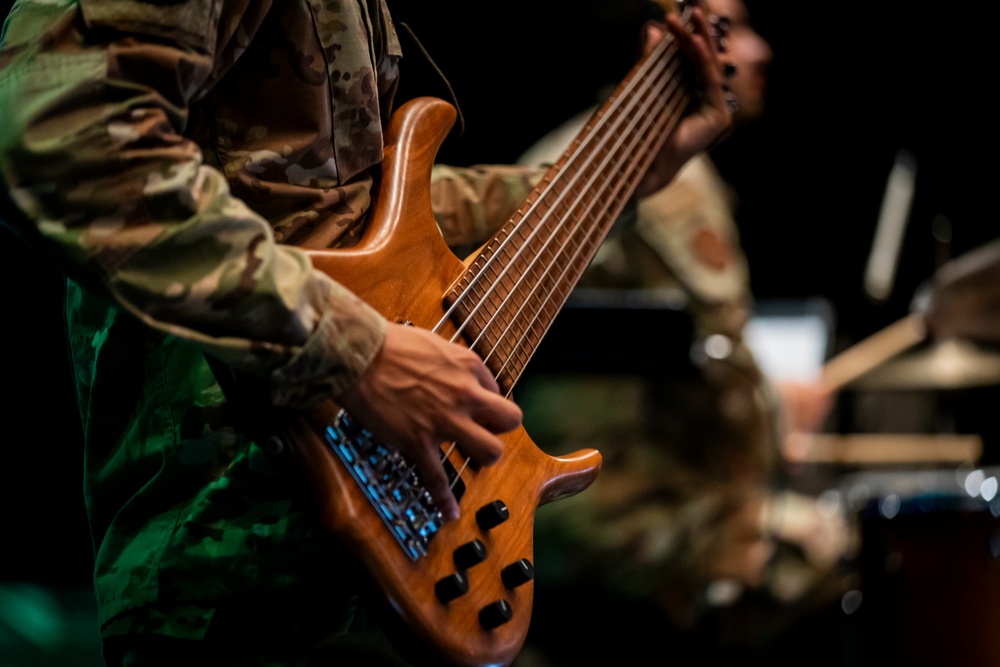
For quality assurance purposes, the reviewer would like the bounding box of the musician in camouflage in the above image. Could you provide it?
[0,0,731,663]
[513,0,857,664]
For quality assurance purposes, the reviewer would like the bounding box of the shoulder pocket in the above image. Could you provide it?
[308,0,383,182]
[79,0,220,53]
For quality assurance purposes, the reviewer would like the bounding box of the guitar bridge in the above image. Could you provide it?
[325,411,465,561]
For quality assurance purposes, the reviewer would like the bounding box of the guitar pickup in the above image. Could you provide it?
[326,411,468,561]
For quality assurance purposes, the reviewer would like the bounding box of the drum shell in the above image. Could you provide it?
[848,468,1000,666]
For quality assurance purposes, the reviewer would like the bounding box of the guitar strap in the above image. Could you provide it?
[382,2,466,138]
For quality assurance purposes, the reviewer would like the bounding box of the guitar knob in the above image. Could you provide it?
[453,539,488,568]
[501,559,534,589]
[435,571,469,603]
[476,500,509,530]
[479,600,513,630]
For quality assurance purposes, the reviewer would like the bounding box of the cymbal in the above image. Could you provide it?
[850,337,1000,390]
[917,237,1000,344]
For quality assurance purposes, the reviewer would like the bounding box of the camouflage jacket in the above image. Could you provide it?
[0,0,538,639]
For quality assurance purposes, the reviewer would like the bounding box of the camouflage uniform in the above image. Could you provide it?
[0,0,539,661]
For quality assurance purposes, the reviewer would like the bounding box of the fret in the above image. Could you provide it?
[444,11,693,393]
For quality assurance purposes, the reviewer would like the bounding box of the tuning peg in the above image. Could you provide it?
[723,62,737,79]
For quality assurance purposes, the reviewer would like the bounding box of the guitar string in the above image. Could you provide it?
[431,45,677,474]
[429,32,674,343]
[448,40,687,382]
[434,11,695,480]
[430,4,696,350]
[442,18,696,478]
[428,39,674,471]
[435,75,688,488]
[475,64,688,387]
[438,13,696,364]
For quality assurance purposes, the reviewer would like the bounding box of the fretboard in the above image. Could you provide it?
[443,20,693,394]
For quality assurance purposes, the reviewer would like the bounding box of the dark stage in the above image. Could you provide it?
[1,1,997,665]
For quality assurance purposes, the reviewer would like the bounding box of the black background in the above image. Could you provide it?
[1,0,997,589]
[393,0,998,343]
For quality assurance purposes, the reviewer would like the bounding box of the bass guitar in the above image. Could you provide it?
[279,3,706,665]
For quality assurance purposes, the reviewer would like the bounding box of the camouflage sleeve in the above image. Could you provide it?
[430,163,545,252]
[0,0,384,406]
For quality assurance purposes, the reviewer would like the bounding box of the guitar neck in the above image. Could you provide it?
[443,22,693,393]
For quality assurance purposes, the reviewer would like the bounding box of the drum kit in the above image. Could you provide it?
[810,237,1000,465]
[822,236,1000,394]
[803,238,1000,666]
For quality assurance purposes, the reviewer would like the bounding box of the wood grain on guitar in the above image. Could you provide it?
[280,3,699,664]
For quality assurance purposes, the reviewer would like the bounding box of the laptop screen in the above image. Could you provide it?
[744,298,835,382]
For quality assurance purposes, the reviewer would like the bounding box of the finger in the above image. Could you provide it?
[671,11,731,114]
[409,441,461,522]
[444,348,521,432]
[464,353,503,395]
[643,22,666,55]
[469,392,523,435]
[687,6,718,54]
[666,9,714,66]
[444,418,506,468]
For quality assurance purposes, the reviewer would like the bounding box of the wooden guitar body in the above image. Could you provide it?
[283,96,603,667]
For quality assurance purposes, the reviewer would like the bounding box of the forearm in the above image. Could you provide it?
[0,0,385,405]
[430,163,544,250]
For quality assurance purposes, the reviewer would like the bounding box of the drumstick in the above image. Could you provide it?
[821,312,927,393]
